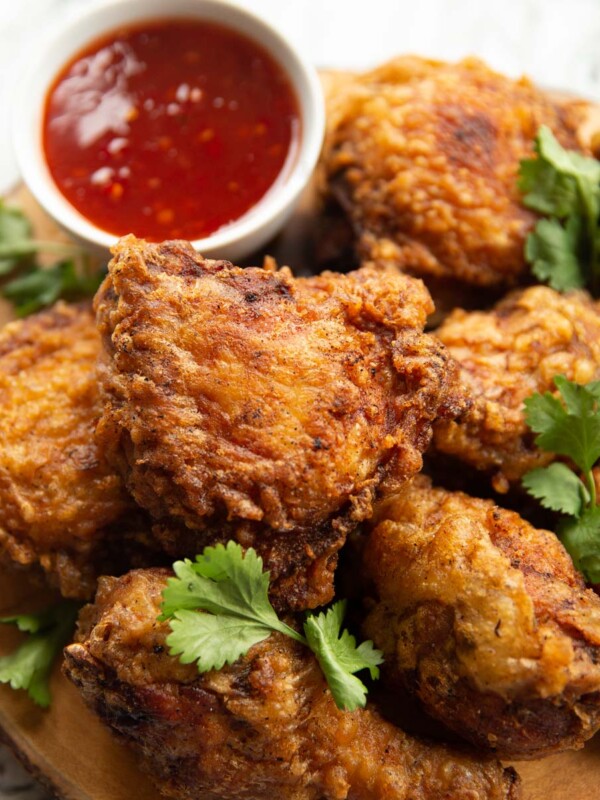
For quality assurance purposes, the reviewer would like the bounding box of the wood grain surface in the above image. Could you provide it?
[2,83,600,796]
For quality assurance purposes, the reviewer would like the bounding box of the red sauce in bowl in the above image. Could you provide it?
[43,20,300,241]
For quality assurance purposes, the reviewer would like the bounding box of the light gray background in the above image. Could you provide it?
[1,0,600,796]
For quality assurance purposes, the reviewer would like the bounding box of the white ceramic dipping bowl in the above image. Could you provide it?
[12,0,325,261]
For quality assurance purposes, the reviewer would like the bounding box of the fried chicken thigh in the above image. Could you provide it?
[95,236,462,609]
[432,286,600,491]
[64,568,520,800]
[321,57,587,287]
[362,476,600,759]
[0,302,139,598]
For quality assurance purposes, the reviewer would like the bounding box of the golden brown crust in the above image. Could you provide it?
[0,302,136,598]
[64,568,520,800]
[94,236,463,609]
[432,286,600,490]
[363,476,600,759]
[320,56,588,287]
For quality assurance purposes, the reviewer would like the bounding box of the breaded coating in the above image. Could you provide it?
[432,286,600,491]
[94,236,463,610]
[0,302,137,598]
[64,568,520,800]
[321,56,588,287]
[362,476,600,759]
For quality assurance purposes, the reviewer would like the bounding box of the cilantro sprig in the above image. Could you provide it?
[522,376,600,581]
[518,126,600,294]
[0,602,79,707]
[0,203,104,316]
[160,542,383,711]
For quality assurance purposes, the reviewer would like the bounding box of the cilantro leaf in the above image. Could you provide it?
[518,156,579,218]
[160,542,383,711]
[524,376,600,474]
[0,204,32,275]
[534,126,600,186]
[525,216,585,291]
[0,606,68,635]
[3,260,104,317]
[518,126,600,294]
[160,542,300,642]
[584,381,600,401]
[167,611,274,672]
[519,126,600,219]
[522,462,589,516]
[523,388,566,436]
[559,506,600,583]
[556,374,600,415]
[522,376,600,583]
[0,202,105,316]
[303,600,383,711]
[0,602,78,707]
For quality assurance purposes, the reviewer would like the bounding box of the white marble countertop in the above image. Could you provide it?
[2,0,600,796]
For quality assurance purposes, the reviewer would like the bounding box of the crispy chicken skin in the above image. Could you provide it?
[432,286,600,491]
[94,236,463,609]
[321,56,588,287]
[0,302,137,598]
[362,476,600,759]
[64,568,520,800]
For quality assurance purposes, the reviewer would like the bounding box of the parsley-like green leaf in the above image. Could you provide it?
[559,506,600,583]
[522,462,589,516]
[519,126,600,218]
[3,260,104,317]
[584,381,600,401]
[0,605,68,635]
[524,376,600,474]
[0,202,105,316]
[518,126,600,294]
[160,543,300,642]
[525,216,584,291]
[0,204,32,275]
[525,126,600,192]
[556,374,600,415]
[522,376,600,583]
[0,602,78,707]
[304,600,383,711]
[160,542,383,711]
[518,156,579,218]
[167,612,274,672]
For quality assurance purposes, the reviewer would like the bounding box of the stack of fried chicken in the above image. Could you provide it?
[3,56,600,800]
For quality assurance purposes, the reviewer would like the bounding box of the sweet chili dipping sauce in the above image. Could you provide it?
[43,20,300,241]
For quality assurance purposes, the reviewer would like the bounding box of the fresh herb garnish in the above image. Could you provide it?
[522,376,600,582]
[3,260,103,318]
[160,541,383,711]
[0,202,104,316]
[0,204,33,276]
[518,126,600,294]
[0,602,79,708]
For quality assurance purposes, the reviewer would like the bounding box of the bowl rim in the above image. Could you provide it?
[12,0,325,256]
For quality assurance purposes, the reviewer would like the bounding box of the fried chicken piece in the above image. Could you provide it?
[0,302,145,598]
[95,236,463,610]
[320,56,588,287]
[362,476,600,759]
[432,286,600,491]
[64,568,520,800]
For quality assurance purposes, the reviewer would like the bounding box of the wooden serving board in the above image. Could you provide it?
[3,76,600,796]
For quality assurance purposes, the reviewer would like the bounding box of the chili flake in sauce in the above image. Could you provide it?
[43,20,300,241]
